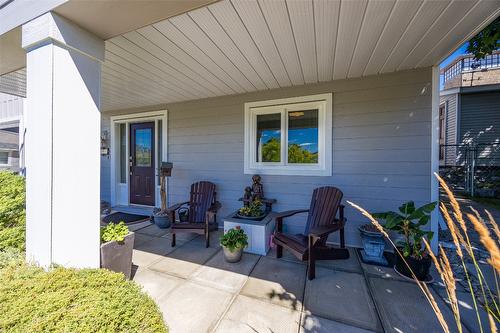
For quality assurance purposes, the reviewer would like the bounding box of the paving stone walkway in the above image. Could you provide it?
[130,223,484,333]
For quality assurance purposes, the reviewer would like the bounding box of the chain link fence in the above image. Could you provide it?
[439,143,500,197]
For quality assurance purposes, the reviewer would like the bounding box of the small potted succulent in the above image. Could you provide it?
[100,222,135,279]
[220,226,248,263]
[237,200,265,220]
[372,201,437,281]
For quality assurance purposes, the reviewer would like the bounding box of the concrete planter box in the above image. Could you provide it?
[100,232,135,279]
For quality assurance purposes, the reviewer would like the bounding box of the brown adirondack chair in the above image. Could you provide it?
[272,186,348,280]
[168,181,221,248]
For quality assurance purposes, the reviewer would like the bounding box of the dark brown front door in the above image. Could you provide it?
[130,122,155,206]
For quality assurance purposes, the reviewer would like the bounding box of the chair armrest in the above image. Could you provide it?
[167,201,189,211]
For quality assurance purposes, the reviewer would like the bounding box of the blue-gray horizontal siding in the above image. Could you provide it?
[164,68,432,246]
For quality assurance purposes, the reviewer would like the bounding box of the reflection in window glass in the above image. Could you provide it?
[120,124,126,183]
[136,128,152,167]
[256,113,281,162]
[288,109,319,164]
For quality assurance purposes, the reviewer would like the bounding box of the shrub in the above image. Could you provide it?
[0,172,25,251]
[0,263,168,333]
[101,222,129,243]
[220,227,248,252]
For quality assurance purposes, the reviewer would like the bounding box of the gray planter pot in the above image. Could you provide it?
[222,246,243,263]
[154,214,171,229]
[100,232,135,279]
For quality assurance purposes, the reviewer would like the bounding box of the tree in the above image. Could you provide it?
[466,16,499,60]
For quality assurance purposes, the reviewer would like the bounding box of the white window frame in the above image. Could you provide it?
[244,93,332,176]
[0,151,9,166]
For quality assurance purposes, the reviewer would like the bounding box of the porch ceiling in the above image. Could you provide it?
[99,0,499,111]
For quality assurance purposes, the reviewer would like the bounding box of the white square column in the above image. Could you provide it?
[22,13,104,268]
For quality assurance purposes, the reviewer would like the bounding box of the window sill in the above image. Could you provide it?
[244,166,331,177]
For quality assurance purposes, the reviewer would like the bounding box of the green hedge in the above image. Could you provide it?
[0,258,168,333]
[0,172,25,251]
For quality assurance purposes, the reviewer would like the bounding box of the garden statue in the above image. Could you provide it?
[243,186,252,207]
[251,175,264,201]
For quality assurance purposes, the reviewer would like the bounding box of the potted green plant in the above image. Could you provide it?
[237,200,265,220]
[372,201,437,281]
[100,222,135,279]
[220,226,248,263]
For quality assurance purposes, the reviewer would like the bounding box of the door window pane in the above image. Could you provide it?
[288,109,319,164]
[0,152,8,165]
[256,113,281,162]
[136,128,152,167]
[119,124,126,183]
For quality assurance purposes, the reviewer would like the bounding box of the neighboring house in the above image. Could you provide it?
[1,0,499,268]
[440,52,500,166]
[0,91,23,173]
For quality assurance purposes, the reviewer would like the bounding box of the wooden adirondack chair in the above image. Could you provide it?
[168,181,221,248]
[272,186,348,280]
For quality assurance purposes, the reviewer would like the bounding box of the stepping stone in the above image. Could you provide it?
[368,277,470,333]
[300,313,377,333]
[134,234,184,256]
[135,224,169,237]
[241,256,306,310]
[132,268,183,301]
[317,247,362,273]
[435,287,496,333]
[304,267,382,332]
[157,281,233,333]
[190,251,260,293]
[149,243,220,278]
[132,249,164,267]
[215,295,300,333]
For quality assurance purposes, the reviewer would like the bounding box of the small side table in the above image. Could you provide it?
[223,211,276,255]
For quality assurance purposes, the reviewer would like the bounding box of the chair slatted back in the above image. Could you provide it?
[189,181,216,223]
[304,187,343,236]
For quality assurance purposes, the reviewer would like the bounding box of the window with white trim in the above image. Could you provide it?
[244,93,332,176]
[0,151,9,165]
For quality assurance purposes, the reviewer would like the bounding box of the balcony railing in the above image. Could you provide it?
[443,52,500,83]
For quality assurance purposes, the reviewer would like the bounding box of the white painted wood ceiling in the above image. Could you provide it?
[102,0,500,111]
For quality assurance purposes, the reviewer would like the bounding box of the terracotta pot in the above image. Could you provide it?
[222,246,243,263]
[100,232,135,279]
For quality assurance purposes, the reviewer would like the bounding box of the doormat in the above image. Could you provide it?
[101,212,151,225]
[356,248,395,268]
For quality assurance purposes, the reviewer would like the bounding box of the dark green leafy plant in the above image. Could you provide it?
[238,200,264,217]
[466,16,499,60]
[100,222,129,243]
[220,227,248,252]
[372,201,437,259]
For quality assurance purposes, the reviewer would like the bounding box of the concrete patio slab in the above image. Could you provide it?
[135,224,170,237]
[241,256,306,311]
[304,267,382,332]
[300,313,377,333]
[369,277,470,333]
[267,247,306,264]
[187,229,223,248]
[149,243,220,278]
[317,247,362,273]
[360,261,407,282]
[134,234,184,256]
[160,231,198,242]
[434,286,494,333]
[215,295,301,333]
[190,251,260,293]
[132,267,184,302]
[157,281,233,333]
[132,249,164,267]
[128,220,153,232]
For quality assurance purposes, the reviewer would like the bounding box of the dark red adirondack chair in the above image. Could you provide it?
[168,181,221,248]
[272,186,348,280]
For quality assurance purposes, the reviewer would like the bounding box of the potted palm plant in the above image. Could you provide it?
[100,222,135,279]
[220,226,248,263]
[372,201,437,281]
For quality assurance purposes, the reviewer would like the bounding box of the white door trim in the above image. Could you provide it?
[110,110,168,208]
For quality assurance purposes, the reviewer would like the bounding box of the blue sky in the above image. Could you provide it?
[440,42,468,89]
